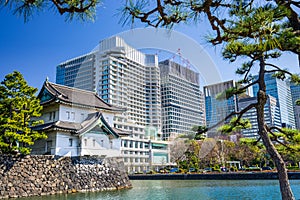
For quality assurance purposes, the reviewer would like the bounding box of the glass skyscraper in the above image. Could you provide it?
[290,84,300,129]
[56,53,95,91]
[204,80,238,136]
[252,73,295,129]
[238,95,281,138]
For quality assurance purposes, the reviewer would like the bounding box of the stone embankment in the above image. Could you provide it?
[0,155,131,199]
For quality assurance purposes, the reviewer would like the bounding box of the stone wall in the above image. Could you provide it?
[0,155,132,198]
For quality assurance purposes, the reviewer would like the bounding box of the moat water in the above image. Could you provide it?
[20,179,300,200]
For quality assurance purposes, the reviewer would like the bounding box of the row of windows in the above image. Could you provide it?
[123,157,149,163]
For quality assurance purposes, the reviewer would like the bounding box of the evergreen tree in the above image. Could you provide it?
[0,71,47,154]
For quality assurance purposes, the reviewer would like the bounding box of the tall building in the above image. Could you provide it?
[204,80,238,136]
[95,37,162,131]
[159,60,204,140]
[56,36,168,173]
[252,73,295,128]
[56,53,95,91]
[238,95,281,138]
[290,84,300,129]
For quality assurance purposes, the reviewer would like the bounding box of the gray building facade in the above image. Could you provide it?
[159,60,204,140]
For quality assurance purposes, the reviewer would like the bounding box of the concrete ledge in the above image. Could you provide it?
[129,172,300,180]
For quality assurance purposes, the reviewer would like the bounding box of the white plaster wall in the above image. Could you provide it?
[111,138,121,150]
[80,133,121,157]
[59,105,95,123]
[55,132,79,156]
[40,105,59,124]
[102,112,114,126]
[58,104,116,125]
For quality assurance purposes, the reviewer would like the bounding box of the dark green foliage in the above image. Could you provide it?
[218,117,251,134]
[290,74,300,85]
[1,0,98,22]
[191,125,207,140]
[215,86,246,100]
[0,71,47,154]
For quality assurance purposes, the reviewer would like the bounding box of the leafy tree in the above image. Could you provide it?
[169,138,190,165]
[180,140,201,171]
[191,125,207,140]
[124,1,300,199]
[237,138,266,167]
[0,71,47,154]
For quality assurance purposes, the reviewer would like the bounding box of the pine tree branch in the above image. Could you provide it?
[265,63,294,76]
[239,80,258,92]
[267,126,297,152]
[51,0,97,15]
[240,60,255,83]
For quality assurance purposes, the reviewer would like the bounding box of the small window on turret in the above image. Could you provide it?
[69,138,73,147]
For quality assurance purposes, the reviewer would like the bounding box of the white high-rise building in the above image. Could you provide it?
[56,36,168,173]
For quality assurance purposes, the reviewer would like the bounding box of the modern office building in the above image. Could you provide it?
[238,95,281,138]
[290,83,300,129]
[56,53,95,91]
[56,36,169,173]
[204,80,239,136]
[159,60,204,140]
[252,73,295,129]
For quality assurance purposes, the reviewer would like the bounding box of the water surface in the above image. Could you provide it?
[20,180,300,200]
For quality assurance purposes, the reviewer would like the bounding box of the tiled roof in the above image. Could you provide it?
[32,121,80,132]
[112,127,132,136]
[40,81,124,112]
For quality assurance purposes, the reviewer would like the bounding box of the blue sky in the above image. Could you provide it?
[0,1,299,90]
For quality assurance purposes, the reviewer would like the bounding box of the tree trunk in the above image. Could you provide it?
[256,59,295,200]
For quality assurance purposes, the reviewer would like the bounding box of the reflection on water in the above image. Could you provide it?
[19,180,300,200]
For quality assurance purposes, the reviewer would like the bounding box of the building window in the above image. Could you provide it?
[71,112,75,120]
[93,139,96,147]
[49,111,56,121]
[69,138,73,147]
[66,111,70,120]
[81,113,85,121]
[52,111,56,120]
[84,139,87,146]
[46,140,52,153]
